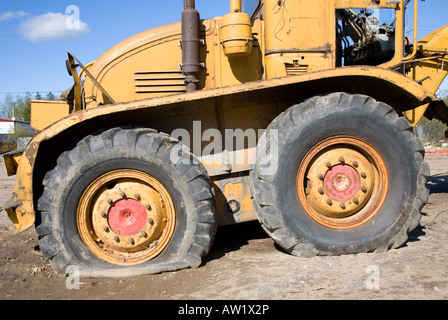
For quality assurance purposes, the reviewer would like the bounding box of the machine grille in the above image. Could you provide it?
[285,63,309,75]
[134,71,187,94]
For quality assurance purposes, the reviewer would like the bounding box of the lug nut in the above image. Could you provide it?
[340,202,346,210]
[318,174,324,181]
[327,199,333,206]
[146,204,152,211]
[107,199,114,205]
[101,212,107,218]
[339,157,345,164]
[326,162,332,169]
[129,238,135,245]
[120,191,126,198]
[103,226,110,233]
[114,236,120,243]
[361,186,367,193]
[353,161,359,167]
[141,231,148,238]
[135,194,141,201]
[318,188,324,195]
[148,218,154,225]
[361,172,367,179]
[353,198,359,205]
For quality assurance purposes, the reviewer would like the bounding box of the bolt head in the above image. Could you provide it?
[318,187,324,195]
[228,200,240,213]
[327,199,333,206]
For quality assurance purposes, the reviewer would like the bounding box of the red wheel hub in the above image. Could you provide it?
[108,199,148,236]
[324,164,360,202]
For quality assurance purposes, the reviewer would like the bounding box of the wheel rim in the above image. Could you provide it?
[297,136,388,229]
[77,170,176,265]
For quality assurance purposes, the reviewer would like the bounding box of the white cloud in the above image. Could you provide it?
[18,12,89,42]
[0,11,29,22]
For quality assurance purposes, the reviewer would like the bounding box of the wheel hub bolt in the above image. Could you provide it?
[339,157,345,163]
[340,202,346,210]
[361,186,367,193]
[114,236,120,243]
[146,204,152,211]
[141,231,148,238]
[318,174,324,181]
[353,161,359,167]
[353,198,359,205]
[129,238,135,245]
[135,194,141,201]
[148,218,154,225]
[361,172,367,179]
[103,226,110,232]
[101,212,107,218]
[327,199,333,206]
[318,187,324,195]
[326,162,332,169]
[107,199,114,205]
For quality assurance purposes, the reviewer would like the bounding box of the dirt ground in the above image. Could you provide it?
[0,149,447,301]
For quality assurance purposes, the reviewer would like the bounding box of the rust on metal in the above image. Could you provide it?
[77,169,176,265]
[181,0,201,92]
[297,136,388,229]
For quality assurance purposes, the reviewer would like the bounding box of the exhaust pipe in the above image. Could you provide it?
[182,0,200,93]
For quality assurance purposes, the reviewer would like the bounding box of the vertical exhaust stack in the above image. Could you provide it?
[182,0,201,93]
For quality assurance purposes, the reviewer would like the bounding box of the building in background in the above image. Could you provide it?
[0,118,35,153]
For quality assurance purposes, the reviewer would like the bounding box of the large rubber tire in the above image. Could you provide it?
[250,93,430,257]
[36,128,217,277]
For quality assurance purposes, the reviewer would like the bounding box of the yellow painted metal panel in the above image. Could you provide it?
[405,25,448,125]
[2,151,22,177]
[264,0,334,54]
[4,149,36,232]
[30,100,71,131]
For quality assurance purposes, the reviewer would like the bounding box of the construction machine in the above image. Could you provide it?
[2,0,448,277]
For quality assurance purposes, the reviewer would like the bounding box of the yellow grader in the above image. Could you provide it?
[3,0,448,277]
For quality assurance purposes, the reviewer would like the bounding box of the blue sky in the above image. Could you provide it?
[0,0,447,102]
